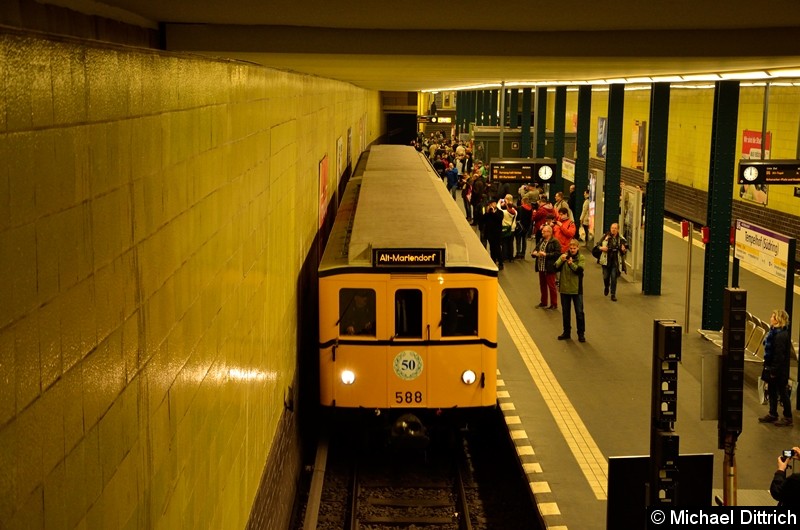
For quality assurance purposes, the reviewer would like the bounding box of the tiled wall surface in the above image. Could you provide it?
[585,83,800,218]
[0,29,381,529]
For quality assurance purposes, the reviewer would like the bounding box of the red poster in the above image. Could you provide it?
[741,130,772,159]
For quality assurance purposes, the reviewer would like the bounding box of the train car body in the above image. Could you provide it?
[318,145,498,425]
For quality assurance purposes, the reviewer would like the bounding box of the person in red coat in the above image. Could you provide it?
[553,207,577,252]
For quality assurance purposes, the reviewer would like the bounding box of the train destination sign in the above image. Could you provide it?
[489,158,557,183]
[373,248,444,267]
[738,159,800,185]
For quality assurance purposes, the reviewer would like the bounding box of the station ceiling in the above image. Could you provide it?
[46,0,800,91]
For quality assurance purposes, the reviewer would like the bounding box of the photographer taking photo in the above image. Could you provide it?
[771,446,800,506]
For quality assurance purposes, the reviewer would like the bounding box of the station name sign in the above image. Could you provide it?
[489,158,558,183]
[738,159,800,185]
[373,248,444,267]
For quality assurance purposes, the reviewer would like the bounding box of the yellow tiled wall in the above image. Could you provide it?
[0,30,381,529]
[583,83,800,216]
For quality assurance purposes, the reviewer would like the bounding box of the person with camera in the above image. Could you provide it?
[554,239,586,342]
[770,446,800,505]
[598,222,627,302]
[759,309,794,426]
[532,224,561,310]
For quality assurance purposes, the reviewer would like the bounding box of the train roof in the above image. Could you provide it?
[319,145,497,274]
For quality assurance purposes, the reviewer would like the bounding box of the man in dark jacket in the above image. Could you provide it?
[481,197,505,270]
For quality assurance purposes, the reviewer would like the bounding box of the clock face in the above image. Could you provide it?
[743,166,759,182]
[538,165,553,180]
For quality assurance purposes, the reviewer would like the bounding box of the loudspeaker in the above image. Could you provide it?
[723,288,747,311]
[723,309,747,331]
[657,323,682,361]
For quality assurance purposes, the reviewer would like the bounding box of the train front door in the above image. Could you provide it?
[387,285,429,408]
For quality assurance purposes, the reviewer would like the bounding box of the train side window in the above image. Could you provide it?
[339,288,376,336]
[441,288,478,336]
[394,289,422,338]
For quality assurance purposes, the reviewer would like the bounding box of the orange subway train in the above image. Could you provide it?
[318,145,498,433]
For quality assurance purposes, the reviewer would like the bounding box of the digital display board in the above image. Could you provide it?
[373,248,444,267]
[489,158,557,183]
[738,159,800,185]
[491,162,533,181]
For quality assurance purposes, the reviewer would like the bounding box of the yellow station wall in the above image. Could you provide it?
[0,29,381,529]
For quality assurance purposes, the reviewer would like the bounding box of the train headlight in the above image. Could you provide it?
[341,370,356,385]
[461,370,477,385]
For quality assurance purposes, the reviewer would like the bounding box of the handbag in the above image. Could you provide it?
[591,243,602,261]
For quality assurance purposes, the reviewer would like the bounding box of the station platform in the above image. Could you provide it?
[494,219,800,530]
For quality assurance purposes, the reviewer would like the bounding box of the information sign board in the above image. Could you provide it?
[489,158,557,183]
[733,220,792,282]
[738,159,800,185]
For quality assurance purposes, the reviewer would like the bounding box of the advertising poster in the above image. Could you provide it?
[347,128,352,171]
[739,130,771,205]
[318,155,329,229]
[597,117,608,159]
[631,120,646,170]
[562,158,575,182]
[336,136,344,177]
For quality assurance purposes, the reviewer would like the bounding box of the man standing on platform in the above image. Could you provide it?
[598,222,627,302]
[555,239,586,342]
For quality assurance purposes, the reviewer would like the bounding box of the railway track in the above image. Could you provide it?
[295,411,541,530]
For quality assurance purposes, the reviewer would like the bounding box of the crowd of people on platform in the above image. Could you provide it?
[412,132,631,344]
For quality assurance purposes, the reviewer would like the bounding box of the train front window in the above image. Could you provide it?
[394,289,422,338]
[441,288,478,336]
[339,288,376,336]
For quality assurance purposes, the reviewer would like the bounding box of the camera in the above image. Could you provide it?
[781,449,795,462]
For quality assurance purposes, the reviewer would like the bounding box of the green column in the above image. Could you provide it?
[468,91,477,129]
[520,88,532,157]
[702,81,740,330]
[489,90,499,126]
[553,86,567,192]
[477,91,485,125]
[642,83,671,295]
[535,87,547,157]
[575,85,592,206]
[509,89,519,127]
[604,83,625,232]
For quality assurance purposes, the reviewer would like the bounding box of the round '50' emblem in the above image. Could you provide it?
[393,350,423,381]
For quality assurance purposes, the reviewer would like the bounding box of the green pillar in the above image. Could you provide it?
[702,80,740,330]
[489,90,499,126]
[553,86,567,193]
[468,91,477,129]
[575,85,592,206]
[510,89,519,127]
[535,87,547,158]
[642,83,671,295]
[483,90,493,126]
[456,91,463,133]
[520,88,532,157]
[604,83,625,232]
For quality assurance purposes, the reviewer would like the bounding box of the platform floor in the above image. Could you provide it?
[495,219,800,530]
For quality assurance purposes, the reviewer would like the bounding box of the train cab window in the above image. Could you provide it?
[441,288,478,336]
[394,289,422,338]
[339,288,376,336]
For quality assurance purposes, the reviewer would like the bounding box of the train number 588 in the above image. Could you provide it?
[395,391,423,404]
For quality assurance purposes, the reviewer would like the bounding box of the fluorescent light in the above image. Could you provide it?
[720,71,769,79]
[604,78,627,84]
[625,77,652,83]
[681,74,721,81]
[767,68,800,78]
[651,76,683,83]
